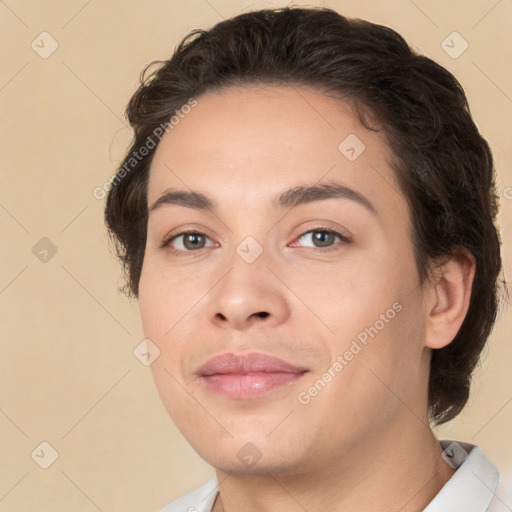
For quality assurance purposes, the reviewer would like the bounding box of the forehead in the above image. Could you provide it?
[146,84,407,222]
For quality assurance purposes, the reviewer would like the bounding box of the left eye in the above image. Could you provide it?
[292,229,349,250]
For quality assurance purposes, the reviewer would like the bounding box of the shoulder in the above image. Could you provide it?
[157,477,219,512]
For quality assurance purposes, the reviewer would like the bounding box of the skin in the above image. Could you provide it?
[138,84,476,512]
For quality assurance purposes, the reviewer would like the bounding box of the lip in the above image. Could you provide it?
[197,352,308,399]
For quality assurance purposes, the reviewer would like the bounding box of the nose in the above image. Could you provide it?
[207,246,290,331]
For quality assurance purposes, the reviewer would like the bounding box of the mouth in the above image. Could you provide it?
[197,352,309,399]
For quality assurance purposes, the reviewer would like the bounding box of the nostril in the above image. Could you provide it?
[256,312,269,318]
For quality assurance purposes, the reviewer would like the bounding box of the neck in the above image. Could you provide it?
[212,420,455,512]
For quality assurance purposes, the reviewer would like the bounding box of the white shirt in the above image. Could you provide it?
[158,440,506,512]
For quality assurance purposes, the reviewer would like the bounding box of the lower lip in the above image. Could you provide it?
[201,372,306,399]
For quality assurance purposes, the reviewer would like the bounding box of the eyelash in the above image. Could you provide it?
[160,227,351,255]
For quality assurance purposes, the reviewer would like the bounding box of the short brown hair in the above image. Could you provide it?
[105,7,505,425]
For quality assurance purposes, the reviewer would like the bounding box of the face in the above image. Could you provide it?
[138,85,431,475]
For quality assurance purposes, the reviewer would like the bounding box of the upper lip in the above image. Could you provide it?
[198,352,308,376]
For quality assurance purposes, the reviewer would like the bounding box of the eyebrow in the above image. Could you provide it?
[148,181,378,216]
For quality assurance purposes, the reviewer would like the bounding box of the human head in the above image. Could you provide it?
[105,7,502,433]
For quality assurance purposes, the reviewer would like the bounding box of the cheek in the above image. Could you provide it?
[308,243,423,376]
[289,252,402,341]
[138,270,164,339]
[138,261,210,388]
[138,259,197,339]
[138,268,192,418]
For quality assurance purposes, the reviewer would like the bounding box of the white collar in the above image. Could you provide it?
[423,440,500,511]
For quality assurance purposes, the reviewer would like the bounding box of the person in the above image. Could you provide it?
[104,6,507,511]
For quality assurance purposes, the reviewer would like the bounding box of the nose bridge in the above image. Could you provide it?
[222,209,275,275]
[223,233,272,301]
[235,234,266,266]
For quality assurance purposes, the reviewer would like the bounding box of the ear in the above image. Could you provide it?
[424,249,476,350]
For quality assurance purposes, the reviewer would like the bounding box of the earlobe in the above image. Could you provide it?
[424,249,476,350]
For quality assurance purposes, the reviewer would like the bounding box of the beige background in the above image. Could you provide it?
[1,0,511,510]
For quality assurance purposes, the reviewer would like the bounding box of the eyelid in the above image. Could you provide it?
[159,223,218,247]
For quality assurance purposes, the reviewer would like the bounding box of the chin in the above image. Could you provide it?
[200,450,299,475]
[190,432,306,476]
